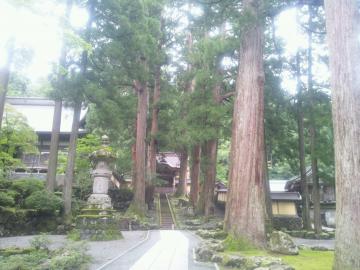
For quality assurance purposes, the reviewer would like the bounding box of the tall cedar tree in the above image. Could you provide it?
[224,0,267,247]
[324,0,360,269]
[64,0,93,217]
[47,0,72,192]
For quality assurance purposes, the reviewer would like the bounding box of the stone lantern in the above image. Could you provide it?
[87,135,115,210]
[76,135,122,240]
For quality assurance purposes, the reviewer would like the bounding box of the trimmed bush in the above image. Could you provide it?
[0,192,15,207]
[109,188,134,211]
[273,216,303,231]
[25,191,63,214]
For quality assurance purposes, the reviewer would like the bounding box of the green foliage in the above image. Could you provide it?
[0,192,15,207]
[108,187,134,211]
[24,191,63,213]
[0,106,38,176]
[30,235,51,251]
[0,178,12,189]
[280,250,334,270]
[73,134,102,201]
[0,241,90,270]
[10,179,44,206]
[47,241,91,270]
[223,234,257,252]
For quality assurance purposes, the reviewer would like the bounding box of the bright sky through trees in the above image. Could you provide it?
[0,1,88,81]
[0,1,327,94]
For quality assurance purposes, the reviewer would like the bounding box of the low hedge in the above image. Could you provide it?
[273,215,303,231]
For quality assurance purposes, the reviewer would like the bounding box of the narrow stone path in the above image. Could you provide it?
[99,230,215,270]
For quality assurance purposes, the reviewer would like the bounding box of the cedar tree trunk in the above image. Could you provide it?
[63,102,81,218]
[46,100,62,191]
[202,139,218,217]
[325,0,360,269]
[190,144,201,207]
[307,4,321,234]
[224,0,267,247]
[148,66,161,180]
[176,150,188,196]
[296,50,311,230]
[46,0,73,191]
[131,80,148,215]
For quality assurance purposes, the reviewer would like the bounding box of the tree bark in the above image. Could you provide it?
[307,4,321,234]
[0,39,15,130]
[190,144,201,207]
[131,80,148,215]
[224,0,267,247]
[295,50,311,230]
[176,150,188,196]
[201,139,218,217]
[147,66,161,180]
[324,0,360,269]
[63,102,81,218]
[46,0,73,192]
[46,100,62,192]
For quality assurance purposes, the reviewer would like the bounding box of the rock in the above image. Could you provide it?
[224,255,246,268]
[297,244,309,250]
[195,246,214,262]
[311,246,330,251]
[185,219,202,226]
[56,225,66,234]
[196,229,228,239]
[211,254,224,263]
[269,264,295,270]
[268,231,299,255]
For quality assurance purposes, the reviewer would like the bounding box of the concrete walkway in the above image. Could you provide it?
[0,230,214,270]
[98,230,215,270]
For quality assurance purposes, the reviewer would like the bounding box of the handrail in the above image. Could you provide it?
[165,193,178,229]
[157,194,162,227]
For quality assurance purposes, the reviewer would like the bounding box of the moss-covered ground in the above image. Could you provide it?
[218,249,333,270]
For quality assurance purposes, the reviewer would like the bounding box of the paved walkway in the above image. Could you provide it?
[293,237,335,250]
[98,230,215,270]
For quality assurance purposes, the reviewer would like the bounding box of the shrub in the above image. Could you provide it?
[0,192,15,207]
[10,179,44,206]
[273,216,303,231]
[30,235,51,251]
[25,191,63,214]
[0,178,12,189]
[109,188,134,211]
[49,241,91,270]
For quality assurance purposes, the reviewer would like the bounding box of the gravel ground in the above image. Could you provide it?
[293,237,335,250]
[0,231,148,270]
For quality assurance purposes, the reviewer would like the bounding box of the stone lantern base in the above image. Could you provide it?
[87,194,112,209]
[76,206,122,241]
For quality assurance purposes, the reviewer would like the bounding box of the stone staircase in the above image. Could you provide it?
[160,193,175,230]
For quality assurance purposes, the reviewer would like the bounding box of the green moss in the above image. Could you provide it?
[67,229,81,241]
[220,249,334,270]
[281,250,334,270]
[89,229,123,241]
[126,204,146,219]
[223,234,258,252]
[0,247,36,257]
